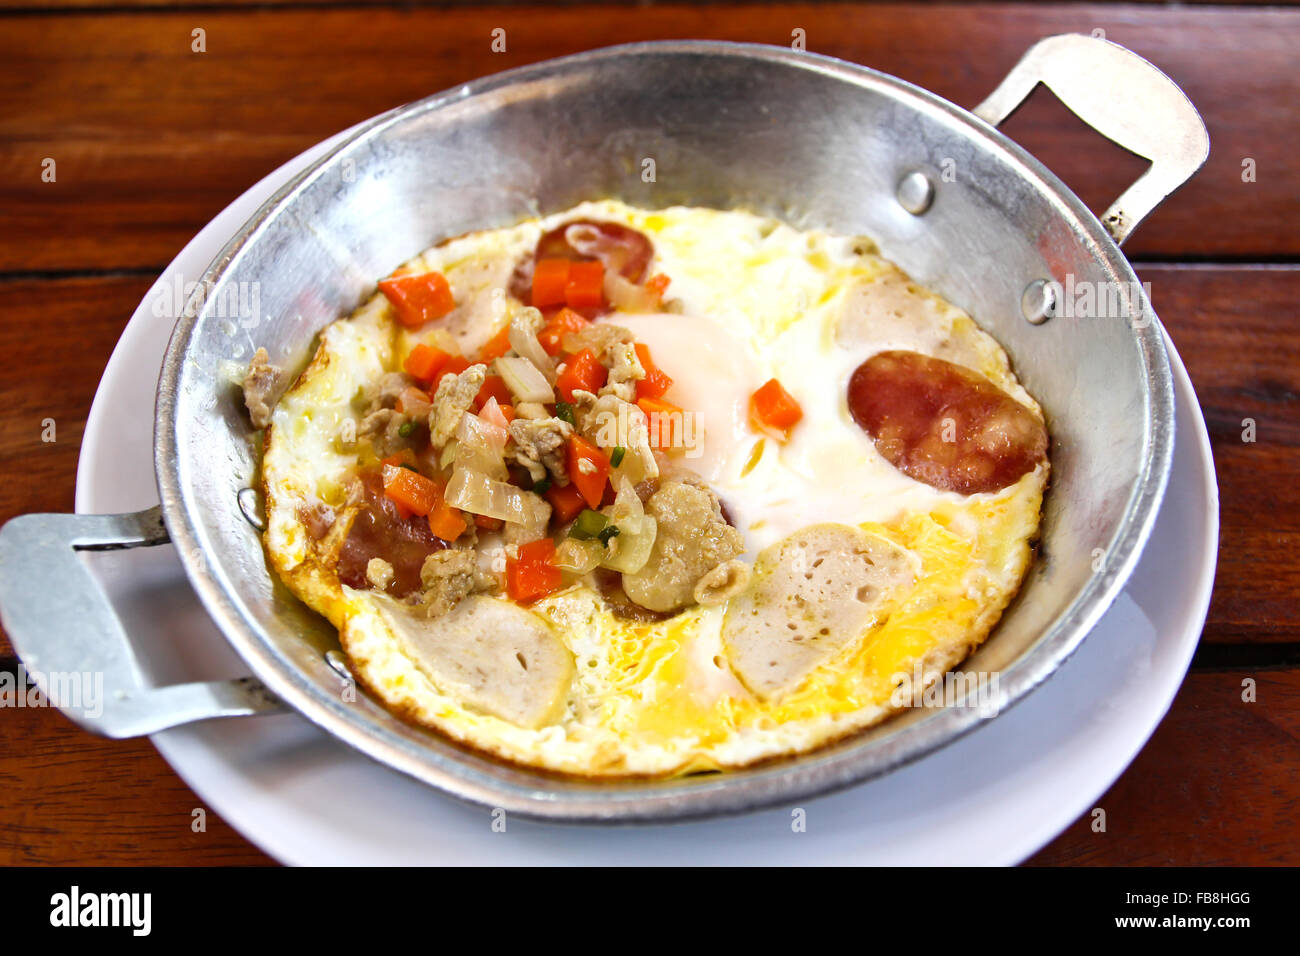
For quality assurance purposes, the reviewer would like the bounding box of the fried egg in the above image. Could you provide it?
[260,199,1048,777]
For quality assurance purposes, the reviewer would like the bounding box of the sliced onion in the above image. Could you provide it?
[597,477,655,572]
[611,403,658,485]
[555,537,603,574]
[604,270,655,312]
[600,514,657,574]
[610,476,644,523]
[439,438,459,471]
[507,491,551,544]
[614,443,658,486]
[508,307,554,380]
[478,397,511,435]
[495,355,554,404]
[445,467,541,523]
[457,408,508,452]
[454,412,508,480]
[575,394,658,484]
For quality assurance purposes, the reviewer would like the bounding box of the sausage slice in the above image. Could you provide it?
[722,524,915,700]
[848,350,1047,495]
[376,595,574,729]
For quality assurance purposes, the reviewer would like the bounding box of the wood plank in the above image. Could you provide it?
[0,274,150,658]
[1139,264,1300,645]
[0,274,143,509]
[2,660,1293,864]
[0,3,1295,272]
[1029,667,1300,865]
[0,687,274,864]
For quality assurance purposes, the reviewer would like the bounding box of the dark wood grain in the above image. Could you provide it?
[1,3,1296,274]
[1139,264,1300,646]
[1028,667,1300,865]
[0,274,144,519]
[0,689,275,865]
[2,660,1294,865]
[0,274,152,660]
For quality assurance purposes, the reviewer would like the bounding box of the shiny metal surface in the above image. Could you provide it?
[1021,279,1057,326]
[895,170,936,215]
[0,507,287,736]
[3,35,1206,819]
[974,34,1210,245]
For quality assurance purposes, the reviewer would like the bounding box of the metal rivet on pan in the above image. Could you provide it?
[896,171,935,215]
[237,487,265,531]
[1021,279,1057,325]
[325,650,352,681]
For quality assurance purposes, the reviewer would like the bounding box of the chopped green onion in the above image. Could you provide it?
[597,524,621,545]
[397,421,415,438]
[555,402,576,426]
[569,508,609,541]
[532,477,552,496]
[609,446,626,468]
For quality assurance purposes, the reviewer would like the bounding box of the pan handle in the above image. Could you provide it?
[0,506,286,738]
[973,33,1209,246]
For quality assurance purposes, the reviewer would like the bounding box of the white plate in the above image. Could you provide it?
[75,133,1218,866]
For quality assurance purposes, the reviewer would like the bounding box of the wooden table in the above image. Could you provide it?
[1,1,1296,865]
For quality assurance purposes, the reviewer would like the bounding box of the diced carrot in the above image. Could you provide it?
[545,482,587,524]
[499,404,517,424]
[378,271,456,328]
[555,348,607,402]
[382,464,441,516]
[644,272,671,300]
[430,354,471,391]
[506,538,562,603]
[750,378,803,437]
[538,307,589,355]
[519,537,556,563]
[403,343,451,383]
[474,374,513,410]
[478,325,513,362]
[428,499,468,542]
[532,259,570,308]
[567,435,611,509]
[565,260,605,309]
[474,514,505,531]
[633,343,673,400]
[380,467,464,540]
[637,396,686,449]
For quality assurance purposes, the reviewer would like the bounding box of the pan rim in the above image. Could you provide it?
[153,39,1174,821]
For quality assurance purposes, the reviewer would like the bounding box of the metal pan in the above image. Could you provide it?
[0,35,1208,821]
